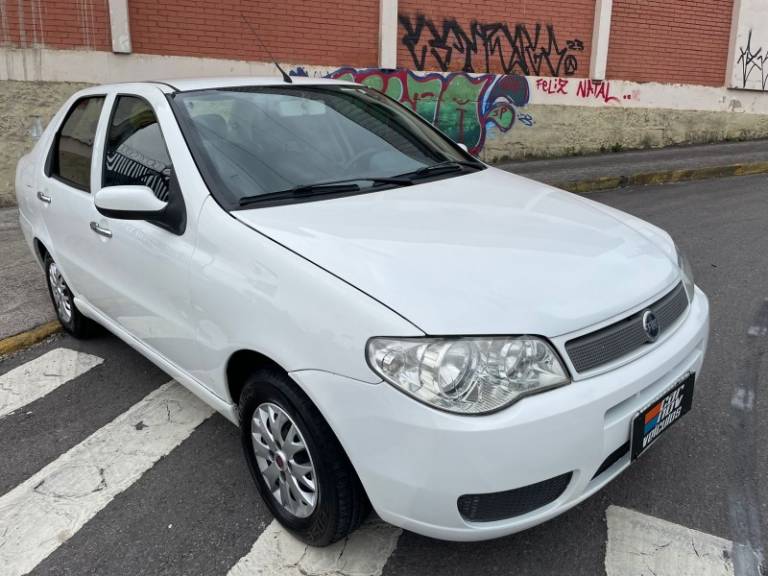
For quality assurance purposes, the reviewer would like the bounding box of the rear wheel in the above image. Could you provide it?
[44,254,93,338]
[239,369,369,546]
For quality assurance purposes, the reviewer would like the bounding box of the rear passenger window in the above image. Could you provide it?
[103,96,173,201]
[52,97,105,191]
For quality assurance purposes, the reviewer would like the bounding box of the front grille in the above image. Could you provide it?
[565,283,688,373]
[457,472,572,522]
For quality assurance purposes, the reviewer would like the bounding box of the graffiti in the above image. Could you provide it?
[517,113,534,127]
[737,30,768,91]
[535,78,631,104]
[328,68,530,154]
[575,80,619,103]
[399,13,584,77]
[536,78,569,95]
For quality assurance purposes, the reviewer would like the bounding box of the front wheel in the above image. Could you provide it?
[239,370,369,546]
[44,253,94,338]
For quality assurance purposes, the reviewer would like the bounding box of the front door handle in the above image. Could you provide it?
[37,190,51,204]
[89,221,113,238]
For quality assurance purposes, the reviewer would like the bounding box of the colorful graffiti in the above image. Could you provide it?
[399,13,584,77]
[327,68,530,154]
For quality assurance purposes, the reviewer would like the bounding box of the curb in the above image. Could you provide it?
[555,161,768,194]
[0,320,62,357]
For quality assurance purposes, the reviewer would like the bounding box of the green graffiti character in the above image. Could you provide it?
[327,67,531,154]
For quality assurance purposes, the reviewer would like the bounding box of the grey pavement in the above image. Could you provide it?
[497,138,768,185]
[0,207,55,340]
[0,173,766,575]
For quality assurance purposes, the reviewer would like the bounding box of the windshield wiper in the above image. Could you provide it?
[238,177,412,207]
[398,160,484,181]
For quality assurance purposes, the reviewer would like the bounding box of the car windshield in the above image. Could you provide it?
[171,84,483,208]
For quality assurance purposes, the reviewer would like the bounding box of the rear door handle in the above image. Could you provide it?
[89,221,112,238]
[37,190,51,204]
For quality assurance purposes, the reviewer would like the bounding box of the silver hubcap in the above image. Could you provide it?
[48,261,72,323]
[251,403,318,518]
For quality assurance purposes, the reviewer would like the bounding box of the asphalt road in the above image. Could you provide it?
[1,173,767,576]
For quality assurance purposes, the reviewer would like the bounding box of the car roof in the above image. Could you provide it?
[87,76,355,94]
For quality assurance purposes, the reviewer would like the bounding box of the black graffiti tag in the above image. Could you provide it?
[399,13,584,77]
[737,30,768,91]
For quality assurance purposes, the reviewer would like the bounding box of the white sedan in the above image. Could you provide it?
[15,77,709,545]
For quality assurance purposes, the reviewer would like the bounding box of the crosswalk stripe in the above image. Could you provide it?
[605,505,734,576]
[227,517,401,576]
[0,348,103,419]
[0,381,214,576]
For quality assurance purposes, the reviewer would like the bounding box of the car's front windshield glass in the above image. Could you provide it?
[171,84,483,207]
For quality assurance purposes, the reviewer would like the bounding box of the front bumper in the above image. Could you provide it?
[293,286,709,541]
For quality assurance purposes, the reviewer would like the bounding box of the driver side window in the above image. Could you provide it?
[103,96,173,201]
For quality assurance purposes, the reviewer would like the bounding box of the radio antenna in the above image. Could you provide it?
[240,13,293,84]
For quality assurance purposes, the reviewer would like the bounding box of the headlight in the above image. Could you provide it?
[677,246,695,302]
[366,337,570,414]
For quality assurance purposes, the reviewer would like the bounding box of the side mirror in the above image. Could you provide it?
[457,143,469,153]
[94,185,167,220]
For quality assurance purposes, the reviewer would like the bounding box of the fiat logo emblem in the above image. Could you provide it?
[642,310,660,342]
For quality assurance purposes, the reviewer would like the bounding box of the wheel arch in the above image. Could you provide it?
[33,237,50,267]
[226,349,290,406]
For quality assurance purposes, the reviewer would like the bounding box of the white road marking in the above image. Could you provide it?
[606,505,734,576]
[731,387,755,411]
[0,348,103,419]
[227,517,401,576]
[746,325,767,337]
[0,381,213,576]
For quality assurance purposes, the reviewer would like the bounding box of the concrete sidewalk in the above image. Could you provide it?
[497,139,768,191]
[0,209,56,343]
[2,138,768,348]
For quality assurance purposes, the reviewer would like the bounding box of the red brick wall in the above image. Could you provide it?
[606,0,734,86]
[0,0,737,87]
[0,0,110,50]
[396,0,596,77]
[128,0,379,67]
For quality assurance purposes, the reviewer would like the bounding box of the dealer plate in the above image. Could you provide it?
[631,373,695,460]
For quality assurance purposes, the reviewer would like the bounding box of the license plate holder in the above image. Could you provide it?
[631,373,695,460]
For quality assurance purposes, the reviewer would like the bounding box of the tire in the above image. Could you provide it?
[239,369,369,546]
[44,253,94,338]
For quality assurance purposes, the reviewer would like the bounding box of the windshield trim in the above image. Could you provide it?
[167,84,486,211]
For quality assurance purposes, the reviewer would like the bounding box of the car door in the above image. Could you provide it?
[87,91,199,366]
[37,95,108,297]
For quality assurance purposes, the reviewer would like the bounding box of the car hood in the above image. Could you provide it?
[234,167,680,336]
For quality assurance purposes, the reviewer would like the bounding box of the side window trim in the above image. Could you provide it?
[90,92,116,193]
[46,94,107,193]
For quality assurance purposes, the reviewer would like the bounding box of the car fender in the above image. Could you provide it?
[186,197,424,403]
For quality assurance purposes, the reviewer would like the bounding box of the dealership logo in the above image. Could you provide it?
[642,385,685,448]
[642,310,660,342]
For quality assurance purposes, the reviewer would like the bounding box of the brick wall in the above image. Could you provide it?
[606,0,734,86]
[0,0,110,50]
[396,0,596,77]
[128,0,379,67]
[0,0,739,87]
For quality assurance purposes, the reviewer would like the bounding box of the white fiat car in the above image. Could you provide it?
[15,77,709,545]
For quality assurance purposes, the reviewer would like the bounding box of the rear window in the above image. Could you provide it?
[51,97,105,192]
